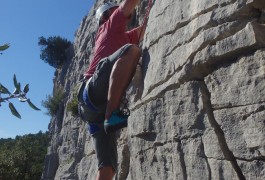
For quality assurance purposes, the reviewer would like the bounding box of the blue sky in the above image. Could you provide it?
[0,0,94,138]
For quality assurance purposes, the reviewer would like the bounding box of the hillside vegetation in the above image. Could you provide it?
[0,131,49,180]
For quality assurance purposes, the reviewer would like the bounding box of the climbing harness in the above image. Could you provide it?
[77,78,105,135]
[82,78,98,112]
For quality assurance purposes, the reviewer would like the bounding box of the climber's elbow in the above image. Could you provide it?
[120,0,140,18]
[137,25,146,42]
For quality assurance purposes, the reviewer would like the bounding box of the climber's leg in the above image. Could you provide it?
[94,129,117,180]
[96,167,115,180]
[105,44,142,119]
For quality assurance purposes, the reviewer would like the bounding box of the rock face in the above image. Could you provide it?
[42,0,265,179]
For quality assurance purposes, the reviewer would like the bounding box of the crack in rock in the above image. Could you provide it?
[177,139,188,180]
[200,81,247,180]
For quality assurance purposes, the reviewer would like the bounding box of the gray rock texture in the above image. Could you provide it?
[42,0,265,179]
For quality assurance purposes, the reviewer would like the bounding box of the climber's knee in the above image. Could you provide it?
[126,44,142,60]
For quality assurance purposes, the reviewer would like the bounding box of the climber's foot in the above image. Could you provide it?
[104,110,128,134]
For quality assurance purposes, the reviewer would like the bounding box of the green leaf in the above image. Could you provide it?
[23,84,29,93]
[17,83,21,92]
[0,83,11,94]
[13,74,19,89]
[0,44,10,51]
[12,88,20,95]
[27,99,41,111]
[9,102,21,119]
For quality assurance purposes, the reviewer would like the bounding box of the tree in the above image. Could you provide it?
[38,36,71,68]
[0,132,49,180]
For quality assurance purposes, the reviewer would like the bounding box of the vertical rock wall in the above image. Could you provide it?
[42,0,265,179]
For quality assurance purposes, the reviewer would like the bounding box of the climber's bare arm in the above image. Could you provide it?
[120,0,140,17]
[135,24,146,42]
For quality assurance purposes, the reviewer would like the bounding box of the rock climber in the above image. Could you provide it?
[78,0,148,179]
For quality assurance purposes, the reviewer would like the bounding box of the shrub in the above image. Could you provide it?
[66,84,80,116]
[38,36,71,68]
[66,97,79,116]
[0,131,49,180]
[42,88,65,117]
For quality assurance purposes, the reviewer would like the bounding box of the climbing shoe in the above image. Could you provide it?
[104,110,129,134]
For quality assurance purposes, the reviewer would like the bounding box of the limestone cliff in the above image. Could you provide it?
[42,0,265,179]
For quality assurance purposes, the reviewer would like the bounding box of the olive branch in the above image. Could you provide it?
[0,75,41,119]
[0,43,40,118]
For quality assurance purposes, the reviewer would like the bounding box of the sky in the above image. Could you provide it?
[0,0,94,138]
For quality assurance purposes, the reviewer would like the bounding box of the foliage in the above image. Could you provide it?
[66,97,79,116]
[0,74,41,119]
[42,88,65,117]
[0,131,49,180]
[38,36,71,68]
[0,43,10,54]
[66,84,80,116]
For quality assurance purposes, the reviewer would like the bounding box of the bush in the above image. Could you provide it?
[66,83,81,116]
[42,88,65,117]
[38,36,71,68]
[66,97,79,116]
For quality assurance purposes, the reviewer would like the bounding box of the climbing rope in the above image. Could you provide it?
[142,0,153,26]
[137,0,153,45]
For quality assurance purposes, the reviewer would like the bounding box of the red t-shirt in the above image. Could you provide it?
[84,7,139,79]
